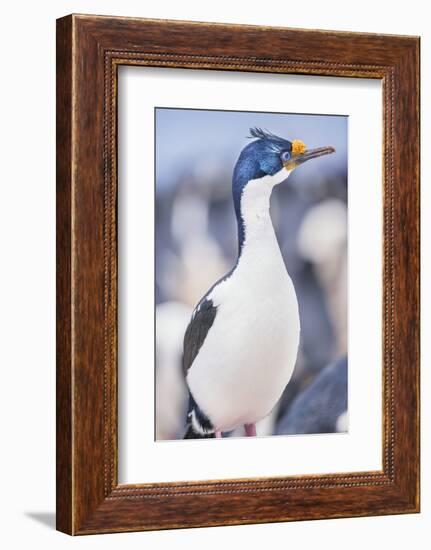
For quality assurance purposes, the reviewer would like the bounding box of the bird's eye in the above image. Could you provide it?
[281,151,291,162]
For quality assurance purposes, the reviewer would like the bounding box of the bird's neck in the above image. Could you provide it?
[236,178,276,256]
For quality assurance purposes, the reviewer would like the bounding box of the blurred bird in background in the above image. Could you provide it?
[276,355,347,435]
[155,109,348,440]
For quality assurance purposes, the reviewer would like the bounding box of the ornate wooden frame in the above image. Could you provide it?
[56,14,420,535]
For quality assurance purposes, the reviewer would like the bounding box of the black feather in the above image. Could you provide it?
[248,127,286,144]
[182,298,218,438]
[183,298,217,375]
[183,393,216,439]
[183,424,215,439]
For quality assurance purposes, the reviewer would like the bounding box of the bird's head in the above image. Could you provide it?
[232,127,335,249]
[233,127,335,192]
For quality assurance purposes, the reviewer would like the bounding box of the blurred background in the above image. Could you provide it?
[155,107,348,441]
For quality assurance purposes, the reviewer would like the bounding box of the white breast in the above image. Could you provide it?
[187,172,300,431]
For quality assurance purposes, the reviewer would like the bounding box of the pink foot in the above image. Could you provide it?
[215,430,222,438]
[244,423,257,437]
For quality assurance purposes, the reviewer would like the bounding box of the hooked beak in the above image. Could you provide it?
[295,145,336,166]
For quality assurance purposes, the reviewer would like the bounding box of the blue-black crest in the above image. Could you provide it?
[248,127,293,154]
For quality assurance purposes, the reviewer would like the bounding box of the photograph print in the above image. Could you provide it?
[155,107,348,441]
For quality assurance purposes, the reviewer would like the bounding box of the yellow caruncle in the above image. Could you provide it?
[291,139,307,155]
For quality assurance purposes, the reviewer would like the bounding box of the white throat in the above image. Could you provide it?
[240,167,291,245]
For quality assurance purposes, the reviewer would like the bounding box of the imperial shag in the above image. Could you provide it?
[183,128,335,439]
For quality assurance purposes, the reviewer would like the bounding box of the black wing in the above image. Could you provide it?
[182,298,217,375]
[182,298,218,439]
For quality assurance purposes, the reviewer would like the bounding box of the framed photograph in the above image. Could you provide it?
[56,14,420,535]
